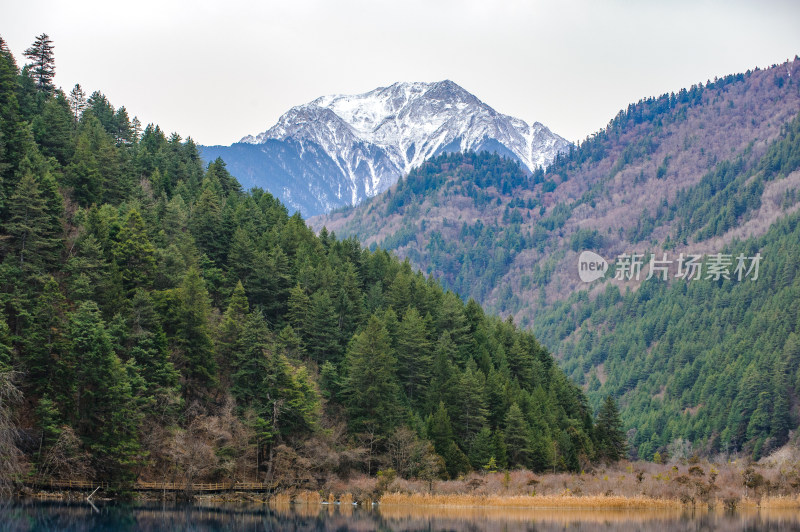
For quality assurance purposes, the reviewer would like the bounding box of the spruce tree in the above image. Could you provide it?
[342,316,401,437]
[68,301,141,482]
[66,118,104,206]
[450,360,489,443]
[227,228,255,286]
[68,84,86,120]
[306,290,340,363]
[176,267,217,396]
[334,262,365,344]
[596,396,626,462]
[23,276,66,397]
[231,310,272,410]
[395,307,432,405]
[0,36,24,193]
[427,401,454,459]
[436,291,471,361]
[66,234,122,311]
[5,171,63,273]
[35,394,62,451]
[426,401,470,478]
[260,247,291,323]
[468,426,494,469]
[23,34,55,94]
[504,402,533,468]
[127,290,179,396]
[32,92,74,165]
[276,324,305,361]
[191,187,224,264]
[113,209,156,293]
[427,331,456,410]
[217,280,249,379]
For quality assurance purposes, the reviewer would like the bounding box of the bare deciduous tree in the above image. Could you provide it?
[0,371,25,495]
[37,426,92,481]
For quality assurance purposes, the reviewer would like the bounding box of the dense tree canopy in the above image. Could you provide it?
[0,35,604,488]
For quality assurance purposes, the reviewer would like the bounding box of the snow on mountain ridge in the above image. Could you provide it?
[242,80,566,171]
[228,80,569,215]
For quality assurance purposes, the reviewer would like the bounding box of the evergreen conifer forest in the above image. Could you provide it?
[0,35,624,492]
[317,58,800,466]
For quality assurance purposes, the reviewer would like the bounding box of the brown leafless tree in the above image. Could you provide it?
[0,371,25,495]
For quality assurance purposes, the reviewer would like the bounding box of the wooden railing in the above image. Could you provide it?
[26,479,274,492]
[31,480,111,490]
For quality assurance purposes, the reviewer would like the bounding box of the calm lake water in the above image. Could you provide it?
[2,500,800,531]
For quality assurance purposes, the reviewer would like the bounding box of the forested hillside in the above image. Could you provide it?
[0,35,614,492]
[314,58,800,460]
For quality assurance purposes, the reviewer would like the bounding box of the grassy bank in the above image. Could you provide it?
[18,458,800,510]
[379,492,683,509]
[316,459,800,510]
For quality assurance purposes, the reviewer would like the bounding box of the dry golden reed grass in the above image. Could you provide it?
[269,493,291,505]
[741,495,800,509]
[377,505,688,524]
[379,492,683,509]
[339,492,354,505]
[294,490,321,505]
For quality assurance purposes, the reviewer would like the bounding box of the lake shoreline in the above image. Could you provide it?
[16,489,800,511]
[13,459,800,510]
[6,497,800,531]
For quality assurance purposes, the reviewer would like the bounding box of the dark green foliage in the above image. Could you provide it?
[321,60,800,466]
[343,316,402,436]
[4,170,63,273]
[595,396,626,462]
[174,267,217,396]
[68,302,141,482]
[395,307,433,405]
[449,359,489,443]
[468,426,494,469]
[0,37,24,195]
[113,209,156,293]
[503,403,532,468]
[231,310,272,409]
[66,115,127,205]
[191,187,225,264]
[21,276,66,396]
[35,395,61,450]
[217,280,249,379]
[535,211,800,460]
[426,401,470,478]
[23,34,55,94]
[306,289,340,363]
[0,37,597,485]
[126,289,179,397]
[32,92,74,164]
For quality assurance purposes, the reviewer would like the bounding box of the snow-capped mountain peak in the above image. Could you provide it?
[204,81,569,216]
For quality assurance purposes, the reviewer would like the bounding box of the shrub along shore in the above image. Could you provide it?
[22,459,800,510]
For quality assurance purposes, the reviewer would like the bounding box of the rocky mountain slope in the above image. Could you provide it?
[315,60,800,315]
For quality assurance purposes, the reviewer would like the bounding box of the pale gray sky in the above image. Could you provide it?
[4,0,799,145]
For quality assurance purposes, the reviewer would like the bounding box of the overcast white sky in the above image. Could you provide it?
[4,0,799,146]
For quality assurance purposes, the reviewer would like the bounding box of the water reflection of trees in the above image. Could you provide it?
[2,500,800,531]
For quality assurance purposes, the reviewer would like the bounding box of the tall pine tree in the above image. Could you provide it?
[23,34,55,94]
[343,316,402,437]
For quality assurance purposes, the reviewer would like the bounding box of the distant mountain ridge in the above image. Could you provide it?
[200,81,569,216]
